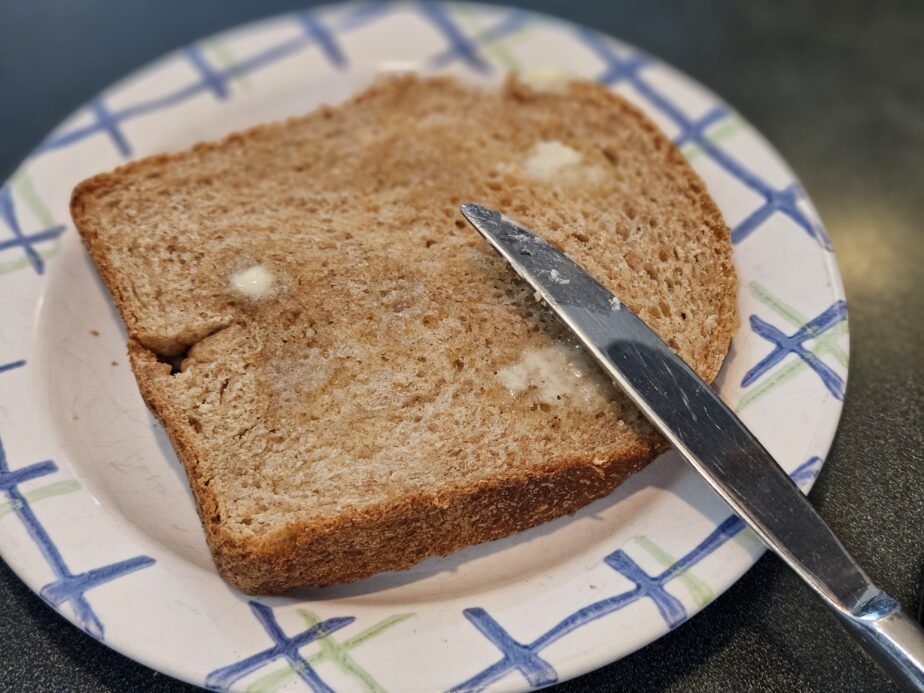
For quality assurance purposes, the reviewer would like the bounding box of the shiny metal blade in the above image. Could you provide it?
[460,202,872,612]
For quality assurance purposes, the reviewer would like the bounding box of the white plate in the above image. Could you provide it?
[0,3,849,691]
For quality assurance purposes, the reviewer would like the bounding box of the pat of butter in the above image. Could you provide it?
[523,141,583,180]
[231,265,274,299]
[497,342,610,412]
[518,67,573,93]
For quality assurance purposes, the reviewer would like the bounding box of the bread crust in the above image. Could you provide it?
[72,75,736,594]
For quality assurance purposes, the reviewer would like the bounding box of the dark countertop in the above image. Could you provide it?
[1,1,921,691]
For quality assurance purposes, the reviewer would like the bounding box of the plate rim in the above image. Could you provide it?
[0,2,849,690]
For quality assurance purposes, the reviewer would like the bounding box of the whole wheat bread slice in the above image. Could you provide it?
[71,75,737,594]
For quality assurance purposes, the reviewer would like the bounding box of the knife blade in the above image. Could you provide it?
[460,202,924,691]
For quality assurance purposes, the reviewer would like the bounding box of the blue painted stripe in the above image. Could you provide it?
[463,609,557,688]
[660,514,746,581]
[205,601,354,692]
[790,456,823,488]
[3,480,69,576]
[0,225,66,253]
[89,99,132,157]
[219,35,309,81]
[0,459,57,492]
[540,587,642,649]
[332,2,395,32]
[40,556,157,606]
[742,301,847,398]
[417,2,491,73]
[185,44,230,99]
[0,185,65,275]
[297,11,347,68]
[0,433,155,640]
[428,8,531,69]
[673,106,729,148]
[0,360,26,374]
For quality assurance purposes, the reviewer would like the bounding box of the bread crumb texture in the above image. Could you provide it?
[71,75,737,593]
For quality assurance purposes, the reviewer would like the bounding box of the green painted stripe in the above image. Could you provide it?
[748,282,849,353]
[748,281,805,326]
[0,169,63,276]
[456,6,533,71]
[205,40,253,91]
[731,525,763,554]
[301,609,385,693]
[634,536,713,607]
[0,241,61,276]
[339,613,415,650]
[245,611,414,693]
[0,480,81,520]
[814,323,849,365]
[681,119,743,162]
[735,358,812,413]
[747,281,848,365]
[736,282,849,412]
[734,322,847,413]
[317,638,385,693]
[12,169,55,227]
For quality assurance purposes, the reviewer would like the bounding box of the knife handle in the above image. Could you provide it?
[836,592,924,691]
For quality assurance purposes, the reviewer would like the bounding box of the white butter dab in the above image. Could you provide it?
[523,140,583,180]
[518,67,573,93]
[232,265,275,299]
[522,140,607,186]
[497,342,610,412]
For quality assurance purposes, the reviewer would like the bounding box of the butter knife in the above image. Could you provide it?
[460,203,924,691]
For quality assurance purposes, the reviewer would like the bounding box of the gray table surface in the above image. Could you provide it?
[1,1,922,691]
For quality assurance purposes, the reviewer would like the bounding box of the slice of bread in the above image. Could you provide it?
[71,75,737,594]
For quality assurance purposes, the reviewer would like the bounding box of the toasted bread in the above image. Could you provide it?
[71,75,737,593]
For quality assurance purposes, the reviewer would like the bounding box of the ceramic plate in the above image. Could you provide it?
[0,2,848,691]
